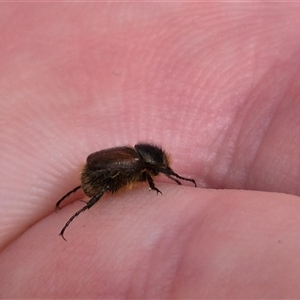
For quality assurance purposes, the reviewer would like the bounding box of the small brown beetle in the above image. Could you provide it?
[56,143,196,240]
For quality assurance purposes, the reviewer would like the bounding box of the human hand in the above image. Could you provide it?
[1,3,300,298]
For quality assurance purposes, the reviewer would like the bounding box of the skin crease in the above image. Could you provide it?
[1,2,300,298]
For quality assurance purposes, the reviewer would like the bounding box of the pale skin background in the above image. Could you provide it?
[1,2,300,298]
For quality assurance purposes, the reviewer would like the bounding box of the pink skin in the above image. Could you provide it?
[1,3,300,298]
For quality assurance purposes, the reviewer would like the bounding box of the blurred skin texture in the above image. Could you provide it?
[1,3,300,298]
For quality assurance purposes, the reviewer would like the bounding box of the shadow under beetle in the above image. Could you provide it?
[56,143,197,240]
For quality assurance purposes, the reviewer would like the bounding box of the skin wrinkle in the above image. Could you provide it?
[127,192,210,298]
[141,220,191,298]
[243,104,278,189]
[234,98,278,188]
[214,57,298,190]
[173,192,223,296]
[169,219,205,298]
[170,194,229,298]
[245,58,300,191]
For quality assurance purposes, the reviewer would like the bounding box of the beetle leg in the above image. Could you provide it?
[59,188,106,241]
[56,186,81,210]
[145,173,162,195]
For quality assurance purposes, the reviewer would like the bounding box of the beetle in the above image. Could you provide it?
[56,143,197,240]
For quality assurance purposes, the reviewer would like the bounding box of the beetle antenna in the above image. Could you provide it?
[164,170,197,187]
